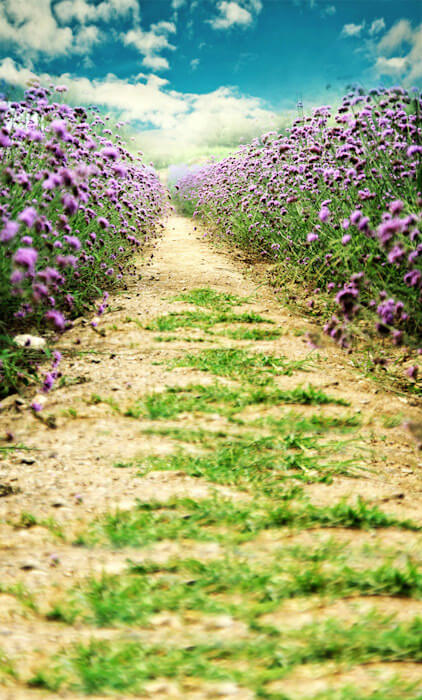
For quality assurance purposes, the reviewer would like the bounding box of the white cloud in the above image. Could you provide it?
[191,58,200,70]
[369,18,385,36]
[0,0,73,56]
[209,2,253,30]
[375,56,408,76]
[374,21,422,86]
[74,24,102,53]
[208,0,262,31]
[341,22,364,38]
[0,0,128,58]
[55,0,139,24]
[377,19,413,55]
[122,22,176,72]
[322,5,336,17]
[0,57,281,163]
[406,25,422,83]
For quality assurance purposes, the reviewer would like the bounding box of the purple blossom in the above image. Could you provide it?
[18,207,38,228]
[45,310,65,330]
[0,220,19,242]
[307,232,319,242]
[50,119,68,140]
[13,247,38,270]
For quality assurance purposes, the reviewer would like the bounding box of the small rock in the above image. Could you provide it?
[20,560,38,571]
[13,334,46,350]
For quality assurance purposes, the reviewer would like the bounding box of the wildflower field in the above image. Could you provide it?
[174,88,422,375]
[0,84,166,399]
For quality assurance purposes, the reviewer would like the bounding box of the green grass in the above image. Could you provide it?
[125,381,349,422]
[172,347,312,383]
[28,619,422,696]
[215,326,283,340]
[145,310,273,332]
[74,494,419,550]
[171,287,248,310]
[48,554,422,630]
[138,444,359,493]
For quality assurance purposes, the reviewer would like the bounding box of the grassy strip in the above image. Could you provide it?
[46,556,422,630]
[172,347,312,383]
[171,287,248,310]
[145,310,273,331]
[75,495,420,549]
[29,619,422,696]
[125,381,350,422]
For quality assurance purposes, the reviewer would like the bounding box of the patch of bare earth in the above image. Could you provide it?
[1,215,421,697]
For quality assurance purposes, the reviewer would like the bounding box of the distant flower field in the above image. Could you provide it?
[174,88,422,360]
[0,84,166,398]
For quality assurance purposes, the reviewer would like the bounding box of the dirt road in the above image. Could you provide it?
[0,215,421,698]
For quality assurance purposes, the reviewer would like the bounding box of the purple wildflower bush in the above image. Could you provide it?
[0,84,166,397]
[175,88,422,357]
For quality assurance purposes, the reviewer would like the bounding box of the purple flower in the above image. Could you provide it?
[0,220,19,242]
[403,269,421,288]
[336,285,359,319]
[350,210,362,225]
[100,146,119,160]
[0,130,11,147]
[407,145,422,157]
[18,207,38,228]
[406,365,418,379]
[50,119,68,140]
[387,245,405,265]
[62,194,78,216]
[10,269,24,285]
[13,247,37,270]
[318,207,329,222]
[307,232,319,243]
[389,200,404,215]
[45,310,65,330]
[341,234,351,245]
[64,235,81,250]
[42,372,56,392]
[97,217,109,229]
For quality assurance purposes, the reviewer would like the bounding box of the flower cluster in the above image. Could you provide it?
[175,87,421,353]
[0,83,166,396]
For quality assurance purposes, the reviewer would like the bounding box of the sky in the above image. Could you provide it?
[0,0,421,164]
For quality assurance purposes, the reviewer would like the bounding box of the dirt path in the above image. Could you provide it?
[0,215,421,699]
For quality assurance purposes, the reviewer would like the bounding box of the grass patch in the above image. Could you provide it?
[216,326,283,341]
[125,382,349,422]
[28,615,422,695]
[145,310,273,332]
[75,494,419,550]
[172,347,312,383]
[136,439,362,492]
[48,555,422,632]
[171,287,247,310]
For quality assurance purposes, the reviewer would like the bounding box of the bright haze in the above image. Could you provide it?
[0,0,421,165]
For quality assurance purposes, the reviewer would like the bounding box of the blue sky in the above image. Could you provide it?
[0,1,420,163]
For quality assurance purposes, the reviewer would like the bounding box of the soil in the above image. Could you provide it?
[0,214,421,698]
